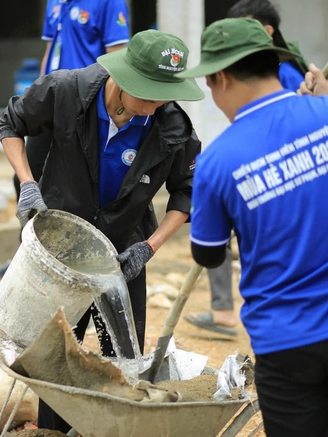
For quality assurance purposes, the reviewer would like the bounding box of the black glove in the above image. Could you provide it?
[116,241,154,283]
[16,181,48,228]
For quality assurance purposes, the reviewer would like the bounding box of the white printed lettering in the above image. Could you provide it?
[236,174,267,201]
[294,136,310,149]
[280,143,295,156]
[265,151,281,163]
[250,157,266,171]
[312,140,328,165]
[308,125,328,142]
[263,166,283,188]
[279,151,314,180]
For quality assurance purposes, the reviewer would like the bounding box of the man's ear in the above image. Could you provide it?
[206,71,230,91]
[263,24,274,37]
[218,70,230,92]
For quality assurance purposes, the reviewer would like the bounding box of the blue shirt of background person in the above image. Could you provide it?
[42,0,130,74]
[191,89,328,355]
[96,84,153,207]
[279,61,304,92]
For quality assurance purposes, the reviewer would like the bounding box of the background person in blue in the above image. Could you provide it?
[227,0,308,92]
[178,17,328,437]
[0,29,204,433]
[40,0,129,75]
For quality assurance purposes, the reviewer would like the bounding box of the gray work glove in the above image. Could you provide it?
[116,241,154,283]
[17,181,48,228]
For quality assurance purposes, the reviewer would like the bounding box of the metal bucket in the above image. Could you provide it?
[0,210,121,348]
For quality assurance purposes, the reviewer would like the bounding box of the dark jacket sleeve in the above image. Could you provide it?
[165,108,201,218]
[0,74,56,141]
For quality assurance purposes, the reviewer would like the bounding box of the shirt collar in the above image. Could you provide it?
[234,89,296,122]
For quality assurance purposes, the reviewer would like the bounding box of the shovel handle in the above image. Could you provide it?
[160,262,203,338]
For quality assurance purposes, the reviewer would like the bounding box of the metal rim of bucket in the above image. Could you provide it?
[21,209,120,285]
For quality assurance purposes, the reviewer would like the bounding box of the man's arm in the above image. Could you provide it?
[2,137,34,184]
[2,137,47,227]
[40,41,52,77]
[147,210,189,252]
[106,44,126,54]
[191,242,226,269]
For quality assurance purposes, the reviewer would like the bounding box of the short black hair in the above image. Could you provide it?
[221,51,280,81]
[227,0,281,31]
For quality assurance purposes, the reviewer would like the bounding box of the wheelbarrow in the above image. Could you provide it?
[0,355,261,437]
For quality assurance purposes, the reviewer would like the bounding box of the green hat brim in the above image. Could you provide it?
[97,49,205,102]
[177,46,301,79]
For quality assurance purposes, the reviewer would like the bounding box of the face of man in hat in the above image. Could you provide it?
[117,92,168,117]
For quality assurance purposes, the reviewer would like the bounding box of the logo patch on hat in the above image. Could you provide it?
[122,149,137,166]
[171,54,181,67]
[160,48,185,72]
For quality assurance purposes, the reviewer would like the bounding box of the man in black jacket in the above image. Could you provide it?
[0,29,204,432]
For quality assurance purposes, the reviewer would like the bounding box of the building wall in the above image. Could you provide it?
[277,0,328,69]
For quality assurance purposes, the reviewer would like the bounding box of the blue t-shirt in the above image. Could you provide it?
[191,89,328,354]
[42,0,130,73]
[96,85,152,207]
[279,61,304,92]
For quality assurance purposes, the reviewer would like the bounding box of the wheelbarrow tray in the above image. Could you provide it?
[0,357,248,437]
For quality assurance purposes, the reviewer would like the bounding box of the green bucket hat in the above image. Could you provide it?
[97,29,204,101]
[177,18,301,78]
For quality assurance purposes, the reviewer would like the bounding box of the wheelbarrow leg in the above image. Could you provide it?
[0,378,17,423]
[219,399,262,437]
[0,379,29,437]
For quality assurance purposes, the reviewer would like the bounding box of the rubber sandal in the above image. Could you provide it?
[184,312,238,336]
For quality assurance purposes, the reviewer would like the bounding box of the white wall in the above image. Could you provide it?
[157,0,206,148]
[157,0,231,149]
[276,0,328,69]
